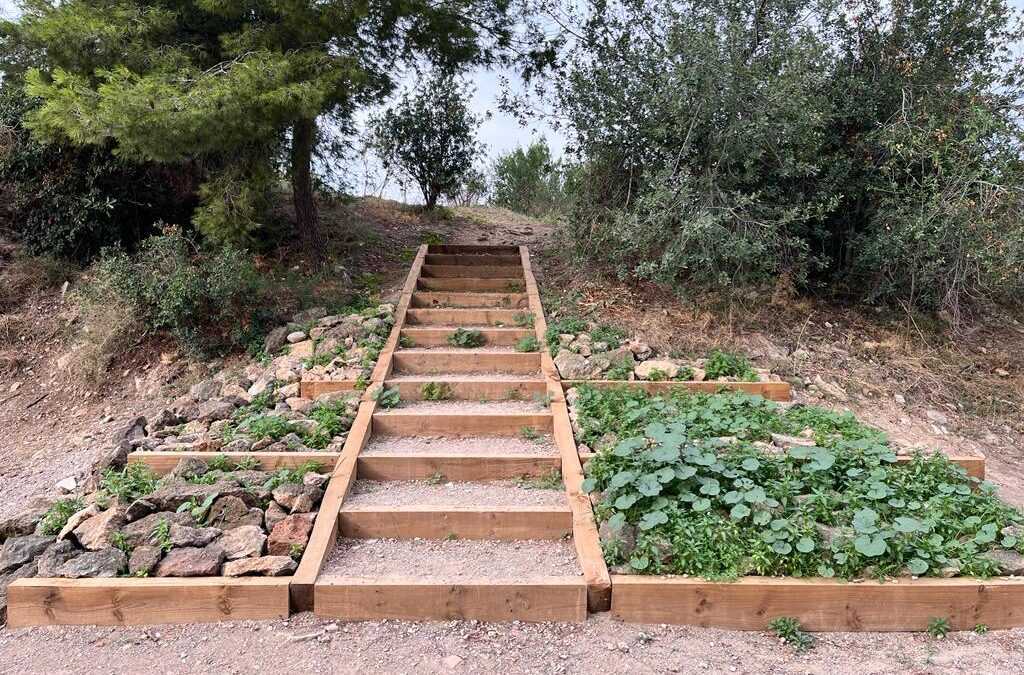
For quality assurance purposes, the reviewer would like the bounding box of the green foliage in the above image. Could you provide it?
[769,617,814,652]
[372,386,401,409]
[515,335,540,352]
[544,316,587,353]
[304,397,356,449]
[927,617,951,639]
[38,498,85,535]
[177,493,217,523]
[590,324,626,350]
[289,543,306,561]
[513,312,535,328]
[110,531,132,555]
[236,415,295,442]
[448,328,486,348]
[100,463,159,503]
[206,454,234,473]
[421,382,453,401]
[974,623,989,634]
[491,140,566,217]
[303,352,333,369]
[605,361,634,380]
[578,386,1024,580]
[152,518,172,553]
[704,351,758,381]
[370,74,484,209]
[425,471,446,485]
[514,470,563,490]
[520,426,541,441]
[263,461,324,491]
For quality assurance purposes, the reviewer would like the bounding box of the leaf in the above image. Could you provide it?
[692,498,711,512]
[650,444,681,462]
[730,503,751,520]
[614,493,639,510]
[638,510,669,530]
[744,486,767,504]
[654,467,675,483]
[636,474,663,497]
[580,478,598,493]
[699,478,720,496]
[629,555,650,570]
[741,457,760,472]
[852,508,879,534]
[674,465,697,480]
[817,564,835,578]
[1002,535,1018,548]
[613,437,646,457]
[974,523,998,544]
[796,537,815,553]
[609,471,636,489]
[894,516,922,534]
[853,534,886,557]
[722,490,742,505]
[907,558,929,575]
[772,541,792,555]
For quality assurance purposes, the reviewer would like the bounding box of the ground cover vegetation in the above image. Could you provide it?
[575,386,1024,579]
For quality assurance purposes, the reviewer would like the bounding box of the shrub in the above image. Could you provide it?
[491,140,566,217]
[38,498,85,535]
[515,335,539,352]
[99,463,159,503]
[703,350,758,381]
[448,328,485,348]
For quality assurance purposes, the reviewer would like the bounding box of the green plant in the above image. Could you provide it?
[492,140,568,217]
[372,386,401,408]
[927,617,951,638]
[520,426,541,441]
[506,281,525,292]
[673,366,696,381]
[974,623,989,634]
[544,316,588,353]
[152,518,173,553]
[769,617,814,652]
[303,352,333,369]
[38,498,85,536]
[263,461,324,491]
[305,398,356,449]
[513,312,535,328]
[515,335,540,352]
[399,335,415,348]
[177,494,218,523]
[110,531,133,555]
[100,463,159,503]
[506,388,524,401]
[448,328,485,348]
[234,456,261,471]
[590,324,626,350]
[355,374,370,390]
[704,351,758,381]
[515,470,563,490]
[645,368,669,382]
[421,382,453,401]
[422,231,445,246]
[289,543,306,561]
[605,361,634,380]
[426,472,446,485]
[236,415,295,441]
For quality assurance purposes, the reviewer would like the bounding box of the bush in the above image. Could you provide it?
[491,140,566,217]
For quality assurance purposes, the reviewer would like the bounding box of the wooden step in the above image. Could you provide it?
[356,453,560,481]
[393,351,540,374]
[339,506,572,540]
[425,254,522,266]
[417,277,526,292]
[411,292,529,309]
[400,327,533,347]
[372,411,553,436]
[384,377,546,400]
[405,308,527,326]
[422,264,524,278]
[427,244,520,255]
[315,577,587,623]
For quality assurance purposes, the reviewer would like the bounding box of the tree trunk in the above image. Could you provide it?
[291,117,324,256]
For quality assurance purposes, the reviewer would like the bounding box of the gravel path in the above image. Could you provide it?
[398,346,520,353]
[323,538,581,578]
[361,436,558,456]
[343,480,566,508]
[388,373,542,381]
[395,400,548,414]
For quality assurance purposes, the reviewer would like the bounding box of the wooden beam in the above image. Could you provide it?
[405,308,526,326]
[426,244,520,255]
[421,264,525,278]
[610,575,1024,631]
[417,277,526,292]
[315,577,587,622]
[371,411,553,436]
[400,327,533,347]
[367,245,428,385]
[384,378,546,401]
[411,292,529,309]
[356,453,560,481]
[339,506,572,540]
[561,379,792,402]
[6,578,289,627]
[129,451,338,475]
[425,254,522,266]
[299,380,358,399]
[393,351,540,375]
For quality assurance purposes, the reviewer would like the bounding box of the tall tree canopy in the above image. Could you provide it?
[1,0,522,250]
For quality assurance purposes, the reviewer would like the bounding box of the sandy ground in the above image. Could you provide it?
[343,480,566,508]
[361,436,558,456]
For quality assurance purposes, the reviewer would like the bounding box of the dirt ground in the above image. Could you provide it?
[2,200,1024,672]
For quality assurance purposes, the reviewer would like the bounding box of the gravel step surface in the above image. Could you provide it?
[360,436,558,456]
[388,372,541,381]
[342,480,567,508]
[392,400,549,414]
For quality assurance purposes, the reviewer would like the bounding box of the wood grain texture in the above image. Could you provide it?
[6,578,289,627]
[339,506,572,540]
[356,453,560,481]
[371,411,553,436]
[299,380,358,399]
[416,277,526,292]
[315,577,587,622]
[411,292,529,309]
[610,575,1024,631]
[129,451,338,475]
[405,308,526,326]
[393,351,540,375]
[561,379,792,401]
[421,264,525,278]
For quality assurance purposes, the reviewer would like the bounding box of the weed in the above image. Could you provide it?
[673,366,696,381]
[928,617,951,638]
[422,231,444,246]
[263,461,324,491]
[544,316,588,353]
[645,368,669,381]
[110,531,132,555]
[605,361,634,380]
[177,494,217,523]
[513,312,535,328]
[974,623,989,634]
[445,532,459,541]
[515,470,563,490]
[591,323,626,349]
[426,471,446,485]
[235,456,261,471]
[289,543,306,561]
[302,352,333,369]
[207,454,233,472]
[372,386,401,408]
[237,415,295,441]
[448,328,485,348]
[399,334,414,348]
[506,281,525,292]
[152,517,173,553]
[100,463,159,503]
[506,388,524,401]
[520,426,541,441]
[769,617,814,652]
[704,350,758,381]
[38,498,85,535]
[532,393,554,407]
[421,382,453,401]
[515,335,540,352]
[355,373,370,390]
[305,397,356,449]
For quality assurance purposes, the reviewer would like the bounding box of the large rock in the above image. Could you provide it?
[206,496,264,530]
[0,497,56,539]
[264,502,289,532]
[92,416,147,477]
[984,549,1024,575]
[196,398,236,423]
[155,545,225,577]
[35,540,81,577]
[56,548,126,578]
[189,379,222,402]
[220,526,266,560]
[264,326,291,355]
[72,508,126,551]
[168,457,209,480]
[168,523,222,548]
[272,483,323,514]
[634,359,681,380]
[57,505,101,541]
[598,521,637,557]
[0,535,54,573]
[120,511,195,548]
[553,351,603,380]
[222,556,296,577]
[267,514,315,557]
[128,545,162,577]
[144,479,252,512]
[602,347,636,371]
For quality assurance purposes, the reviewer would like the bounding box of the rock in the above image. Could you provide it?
[155,545,225,577]
[264,502,289,532]
[554,351,603,380]
[56,548,126,578]
[286,331,307,344]
[56,477,78,494]
[57,505,100,541]
[221,383,252,404]
[634,360,680,380]
[814,523,845,549]
[145,479,251,513]
[983,549,1024,575]
[222,555,296,577]
[996,367,1010,378]
[189,379,222,402]
[813,375,848,402]
[272,484,323,514]
[207,496,264,530]
[925,409,950,425]
[120,512,195,548]
[220,526,266,560]
[770,433,817,448]
[626,339,653,360]
[289,340,315,359]
[168,457,209,480]
[286,397,314,414]
[267,514,315,557]
[222,438,252,453]
[248,373,275,398]
[124,499,157,522]
[168,523,222,548]
[197,398,236,422]
[0,497,56,539]
[293,307,327,324]
[558,333,575,347]
[147,408,182,434]
[72,508,126,551]
[128,545,162,576]
[303,472,330,489]
[598,521,637,556]
[938,563,961,578]
[0,535,54,573]
[93,416,149,477]
[35,540,82,577]
[894,393,906,405]
[264,326,291,355]
[690,368,706,382]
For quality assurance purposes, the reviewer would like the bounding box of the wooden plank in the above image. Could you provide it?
[425,254,523,266]
[421,265,525,279]
[405,308,525,326]
[299,380,358,399]
[610,575,1024,631]
[400,327,533,347]
[417,277,526,292]
[393,351,540,375]
[562,379,792,402]
[426,244,520,255]
[368,245,429,385]
[411,292,529,309]
[6,578,289,627]
[339,506,572,540]
[129,451,338,475]
[384,378,546,401]
[356,453,560,481]
[371,412,553,436]
[315,577,587,622]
